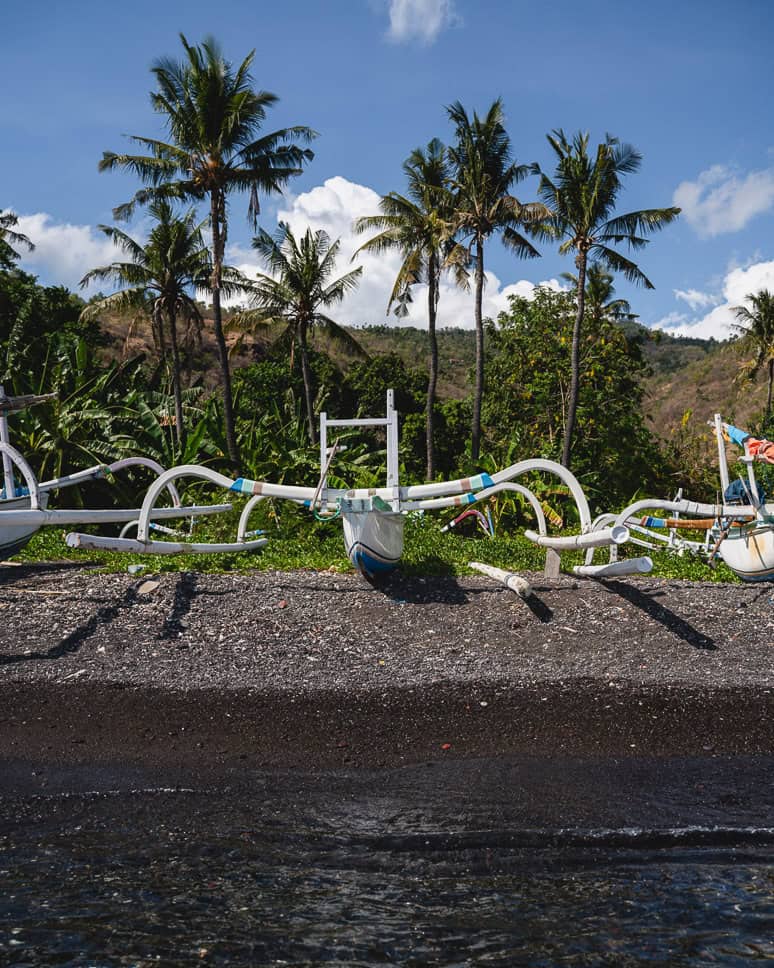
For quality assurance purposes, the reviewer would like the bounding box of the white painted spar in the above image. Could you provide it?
[66,532,268,555]
[468,561,532,599]
[573,557,653,578]
[614,498,756,529]
[7,503,232,526]
[524,525,629,550]
[0,441,41,508]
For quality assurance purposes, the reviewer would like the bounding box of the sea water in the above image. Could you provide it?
[1,761,773,966]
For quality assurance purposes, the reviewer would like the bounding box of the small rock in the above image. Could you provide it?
[137,580,160,595]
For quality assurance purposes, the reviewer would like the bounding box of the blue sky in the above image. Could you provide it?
[3,0,773,338]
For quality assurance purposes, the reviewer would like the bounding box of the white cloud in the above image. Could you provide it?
[656,260,774,340]
[230,175,563,328]
[13,178,564,327]
[14,212,140,293]
[385,0,459,44]
[674,164,774,238]
[673,287,716,311]
[652,310,689,330]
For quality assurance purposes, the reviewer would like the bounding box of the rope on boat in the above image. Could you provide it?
[310,437,341,520]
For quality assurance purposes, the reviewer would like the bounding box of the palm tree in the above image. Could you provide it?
[80,199,245,453]
[98,34,315,467]
[531,130,680,468]
[446,99,545,461]
[561,262,637,326]
[0,210,34,269]
[731,289,774,422]
[354,139,454,479]
[235,222,364,444]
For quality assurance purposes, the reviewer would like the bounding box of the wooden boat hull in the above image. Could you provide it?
[0,493,49,559]
[342,510,404,575]
[718,521,774,582]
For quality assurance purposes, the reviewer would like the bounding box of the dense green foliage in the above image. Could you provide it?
[482,287,668,510]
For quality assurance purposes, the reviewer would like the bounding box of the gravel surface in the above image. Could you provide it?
[1,565,772,690]
[1,564,773,772]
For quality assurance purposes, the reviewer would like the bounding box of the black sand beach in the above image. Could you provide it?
[1,565,772,790]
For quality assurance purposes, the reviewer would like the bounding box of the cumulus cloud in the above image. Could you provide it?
[673,287,716,311]
[673,164,774,237]
[15,212,140,293]
[230,175,563,328]
[385,0,459,44]
[655,260,774,340]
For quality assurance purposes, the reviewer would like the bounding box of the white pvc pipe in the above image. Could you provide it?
[476,483,548,536]
[66,533,268,555]
[237,493,266,542]
[524,524,629,550]
[1,503,232,527]
[468,561,532,599]
[0,404,15,502]
[614,498,757,530]
[573,556,653,578]
[135,465,236,542]
[108,457,182,507]
[0,441,41,509]
[37,465,110,492]
[714,413,730,495]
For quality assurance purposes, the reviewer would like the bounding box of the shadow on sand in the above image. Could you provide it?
[603,579,716,650]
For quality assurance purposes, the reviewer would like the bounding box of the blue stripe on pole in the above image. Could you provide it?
[230,478,255,494]
[470,472,494,490]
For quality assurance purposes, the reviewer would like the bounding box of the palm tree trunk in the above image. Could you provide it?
[562,252,587,469]
[152,304,167,363]
[168,306,186,454]
[426,253,439,480]
[299,320,316,445]
[471,238,485,462]
[767,358,773,424]
[209,192,240,468]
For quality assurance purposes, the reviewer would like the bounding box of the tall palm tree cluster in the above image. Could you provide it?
[6,32,689,481]
[359,113,680,473]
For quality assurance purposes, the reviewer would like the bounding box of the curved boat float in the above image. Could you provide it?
[2,388,773,582]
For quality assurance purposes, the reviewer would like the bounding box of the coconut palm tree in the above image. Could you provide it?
[0,210,34,269]
[531,130,680,468]
[235,222,364,444]
[446,99,545,461]
[561,262,638,326]
[80,199,246,453]
[98,34,315,467]
[731,289,774,423]
[354,139,455,479]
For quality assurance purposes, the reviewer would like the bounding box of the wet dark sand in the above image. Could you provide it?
[1,565,772,826]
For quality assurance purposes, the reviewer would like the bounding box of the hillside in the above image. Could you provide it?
[95,309,769,439]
